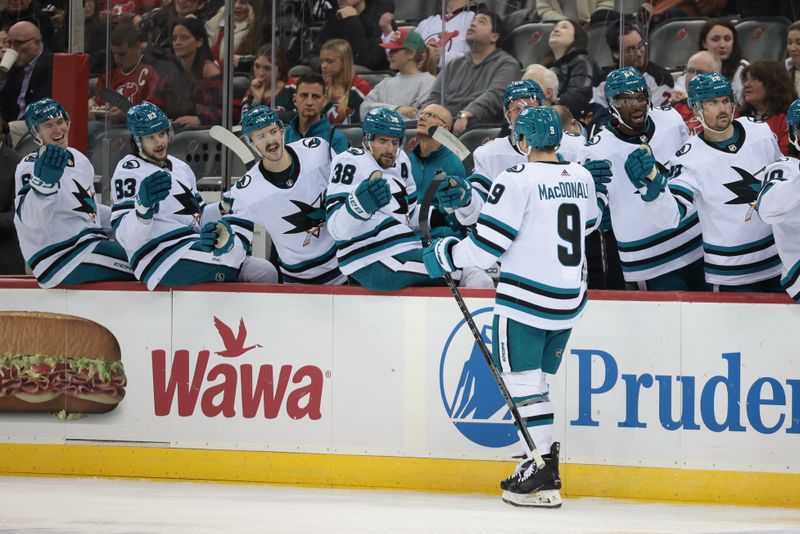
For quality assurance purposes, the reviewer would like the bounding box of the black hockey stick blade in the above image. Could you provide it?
[418,175,543,468]
[97,88,133,112]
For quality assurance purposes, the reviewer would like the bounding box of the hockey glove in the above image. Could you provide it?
[624,148,667,202]
[582,159,612,196]
[346,176,391,220]
[422,236,459,279]
[136,170,172,221]
[31,144,69,195]
[212,219,235,256]
[220,192,234,214]
[436,175,472,213]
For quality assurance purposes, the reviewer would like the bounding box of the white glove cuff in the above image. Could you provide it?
[29,176,59,196]
[346,191,372,220]
[135,198,155,224]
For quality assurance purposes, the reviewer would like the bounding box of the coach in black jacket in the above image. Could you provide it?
[0,117,25,275]
[0,21,53,124]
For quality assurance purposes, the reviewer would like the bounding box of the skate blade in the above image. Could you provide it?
[501,489,562,508]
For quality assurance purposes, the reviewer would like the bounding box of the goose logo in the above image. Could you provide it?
[439,307,516,448]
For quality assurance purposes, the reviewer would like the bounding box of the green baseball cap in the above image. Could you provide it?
[380,28,426,54]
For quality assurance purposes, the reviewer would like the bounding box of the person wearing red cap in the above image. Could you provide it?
[360,29,436,119]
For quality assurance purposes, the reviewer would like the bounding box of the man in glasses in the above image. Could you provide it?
[593,21,674,108]
[0,0,56,51]
[0,21,53,147]
[670,51,722,134]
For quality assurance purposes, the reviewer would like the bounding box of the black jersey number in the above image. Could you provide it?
[487,183,505,204]
[557,203,581,267]
[114,178,137,199]
[332,163,356,185]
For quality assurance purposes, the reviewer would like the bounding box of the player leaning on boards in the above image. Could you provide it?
[325,107,492,290]
[13,98,135,287]
[422,107,603,508]
[576,67,704,291]
[224,105,346,284]
[625,72,784,292]
[110,102,277,290]
[754,99,800,302]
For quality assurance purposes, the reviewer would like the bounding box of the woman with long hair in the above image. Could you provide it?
[785,21,800,96]
[544,19,598,107]
[241,44,295,122]
[699,19,748,100]
[205,0,267,64]
[319,39,372,125]
[738,61,797,155]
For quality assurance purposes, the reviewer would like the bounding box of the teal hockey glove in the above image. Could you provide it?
[625,147,667,202]
[436,175,472,213]
[346,176,391,220]
[192,221,218,252]
[212,219,235,256]
[31,144,69,195]
[582,159,612,196]
[422,236,459,278]
[136,170,171,221]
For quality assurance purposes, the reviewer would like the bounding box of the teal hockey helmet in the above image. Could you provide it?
[503,79,545,112]
[362,107,405,141]
[687,71,733,110]
[788,99,800,151]
[241,105,282,145]
[514,106,562,151]
[24,98,70,142]
[605,67,648,101]
[126,101,172,142]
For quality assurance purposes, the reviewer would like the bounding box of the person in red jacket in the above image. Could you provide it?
[737,60,797,155]
[670,50,721,135]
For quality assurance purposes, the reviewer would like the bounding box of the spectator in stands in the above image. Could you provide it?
[786,21,800,96]
[315,0,394,71]
[408,103,466,225]
[138,0,211,58]
[82,0,111,75]
[552,104,582,135]
[640,0,726,28]
[320,39,372,125]
[413,0,474,69]
[670,50,720,135]
[241,44,295,122]
[559,91,610,138]
[0,0,56,51]
[0,21,52,147]
[423,9,520,136]
[537,0,619,26]
[544,20,598,109]
[166,17,221,127]
[0,29,8,55]
[360,29,436,119]
[0,115,24,274]
[205,0,266,64]
[738,61,797,155]
[89,23,162,125]
[698,19,748,100]
[522,64,559,105]
[594,21,673,108]
[283,72,349,155]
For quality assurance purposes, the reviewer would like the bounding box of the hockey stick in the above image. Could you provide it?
[209,125,256,167]
[97,88,133,112]
[428,125,470,161]
[419,172,545,469]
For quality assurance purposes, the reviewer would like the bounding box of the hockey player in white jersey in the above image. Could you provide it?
[576,67,703,291]
[111,102,277,290]
[755,99,800,301]
[325,107,491,290]
[14,98,135,287]
[625,72,784,291]
[422,107,602,508]
[225,105,345,285]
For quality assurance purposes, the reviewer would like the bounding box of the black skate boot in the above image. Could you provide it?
[501,443,562,508]
[499,442,560,492]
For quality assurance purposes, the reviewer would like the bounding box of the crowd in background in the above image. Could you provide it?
[2,0,800,285]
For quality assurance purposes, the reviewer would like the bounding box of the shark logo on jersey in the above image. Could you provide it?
[440,307,516,448]
[174,181,202,223]
[71,179,97,222]
[282,192,326,246]
[390,178,410,222]
[723,166,761,205]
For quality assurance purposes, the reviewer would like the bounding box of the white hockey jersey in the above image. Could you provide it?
[558,131,586,163]
[755,156,800,301]
[414,9,474,68]
[325,147,420,275]
[451,160,601,330]
[14,147,115,288]
[647,118,783,286]
[228,138,345,285]
[110,154,248,290]
[577,107,697,282]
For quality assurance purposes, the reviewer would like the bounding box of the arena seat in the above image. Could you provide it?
[647,18,709,70]
[335,125,365,150]
[169,129,222,181]
[587,23,615,69]
[357,71,394,89]
[509,23,555,69]
[13,133,37,157]
[393,0,433,25]
[735,17,792,62]
[89,128,132,190]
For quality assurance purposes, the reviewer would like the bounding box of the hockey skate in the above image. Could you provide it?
[500,443,561,508]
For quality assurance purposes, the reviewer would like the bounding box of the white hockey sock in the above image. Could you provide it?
[503,369,554,458]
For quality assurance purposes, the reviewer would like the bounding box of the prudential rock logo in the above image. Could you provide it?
[439,307,516,448]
